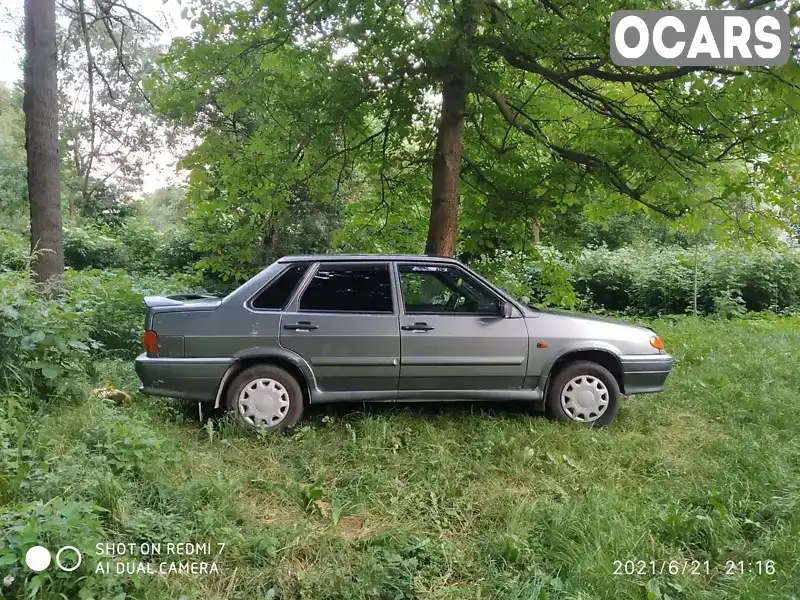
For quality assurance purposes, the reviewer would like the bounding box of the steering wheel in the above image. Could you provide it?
[444,293,461,312]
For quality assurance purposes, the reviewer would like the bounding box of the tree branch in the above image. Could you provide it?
[77,0,97,206]
[489,90,681,217]
[735,0,776,9]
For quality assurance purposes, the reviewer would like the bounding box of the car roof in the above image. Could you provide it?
[278,254,460,264]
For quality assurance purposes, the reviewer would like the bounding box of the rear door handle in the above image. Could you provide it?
[283,321,318,331]
[401,322,434,332]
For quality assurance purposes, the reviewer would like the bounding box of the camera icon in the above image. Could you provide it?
[24,546,82,572]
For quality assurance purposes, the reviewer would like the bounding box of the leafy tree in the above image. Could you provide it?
[187,180,342,281]
[0,84,27,230]
[137,185,188,231]
[74,179,137,227]
[57,0,168,223]
[153,0,800,264]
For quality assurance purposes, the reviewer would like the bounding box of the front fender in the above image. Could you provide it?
[533,340,623,393]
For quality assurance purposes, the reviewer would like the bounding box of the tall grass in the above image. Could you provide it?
[2,315,799,599]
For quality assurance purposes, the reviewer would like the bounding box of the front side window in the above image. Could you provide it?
[299,264,393,313]
[398,264,501,315]
[251,264,309,310]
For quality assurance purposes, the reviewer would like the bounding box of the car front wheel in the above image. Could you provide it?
[226,364,304,431]
[545,360,620,427]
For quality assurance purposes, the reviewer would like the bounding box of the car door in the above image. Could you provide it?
[279,262,400,400]
[395,262,528,395]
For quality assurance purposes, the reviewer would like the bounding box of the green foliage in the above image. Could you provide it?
[63,227,125,270]
[63,269,205,357]
[6,314,800,598]
[151,0,800,267]
[0,265,207,403]
[0,84,27,229]
[114,221,169,274]
[137,186,188,232]
[0,229,29,273]
[72,180,138,228]
[472,248,581,310]
[575,244,800,315]
[63,222,205,277]
[579,212,707,251]
[0,498,128,600]
[0,272,96,399]
[156,229,205,275]
[84,416,164,477]
[186,182,344,282]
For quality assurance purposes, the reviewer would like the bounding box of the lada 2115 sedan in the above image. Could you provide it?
[135,255,673,429]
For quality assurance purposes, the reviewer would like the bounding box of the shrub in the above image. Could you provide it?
[64,223,202,276]
[471,248,582,310]
[0,272,96,399]
[0,498,128,599]
[63,227,125,270]
[574,244,800,315]
[115,221,168,273]
[63,269,207,357]
[157,228,204,274]
[0,229,28,273]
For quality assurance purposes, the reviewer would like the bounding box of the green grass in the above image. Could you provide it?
[2,315,800,599]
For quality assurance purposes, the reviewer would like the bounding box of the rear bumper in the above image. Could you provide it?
[134,353,233,402]
[620,353,673,395]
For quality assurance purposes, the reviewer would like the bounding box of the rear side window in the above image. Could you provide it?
[299,264,393,313]
[251,264,308,310]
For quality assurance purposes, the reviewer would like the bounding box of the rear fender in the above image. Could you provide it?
[213,347,318,409]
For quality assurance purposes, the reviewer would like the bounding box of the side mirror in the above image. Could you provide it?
[500,301,513,318]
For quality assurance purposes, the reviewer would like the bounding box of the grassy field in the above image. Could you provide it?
[3,315,800,600]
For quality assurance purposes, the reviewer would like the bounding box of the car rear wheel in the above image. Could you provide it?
[226,364,304,431]
[545,360,620,427]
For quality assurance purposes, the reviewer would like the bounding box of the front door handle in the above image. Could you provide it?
[283,321,318,331]
[401,322,434,332]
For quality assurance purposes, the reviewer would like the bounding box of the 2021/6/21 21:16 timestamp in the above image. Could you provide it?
[613,560,776,576]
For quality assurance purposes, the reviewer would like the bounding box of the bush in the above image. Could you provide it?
[115,221,171,274]
[574,244,800,315]
[471,248,582,310]
[65,222,208,277]
[0,272,96,399]
[63,227,125,270]
[0,229,28,273]
[157,228,205,274]
[63,269,207,357]
[0,498,129,599]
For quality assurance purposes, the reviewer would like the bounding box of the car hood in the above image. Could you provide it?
[534,307,654,335]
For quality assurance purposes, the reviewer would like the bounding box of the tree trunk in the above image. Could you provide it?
[424,77,467,257]
[24,0,64,291]
[424,0,477,258]
[531,219,540,245]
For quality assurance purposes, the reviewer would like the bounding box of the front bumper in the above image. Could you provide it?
[135,353,233,402]
[619,353,673,395]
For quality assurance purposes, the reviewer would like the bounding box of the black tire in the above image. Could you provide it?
[226,364,305,432]
[545,360,620,427]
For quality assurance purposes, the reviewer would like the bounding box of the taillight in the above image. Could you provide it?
[143,330,158,355]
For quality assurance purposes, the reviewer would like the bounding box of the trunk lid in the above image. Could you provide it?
[143,294,223,312]
[143,294,223,333]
